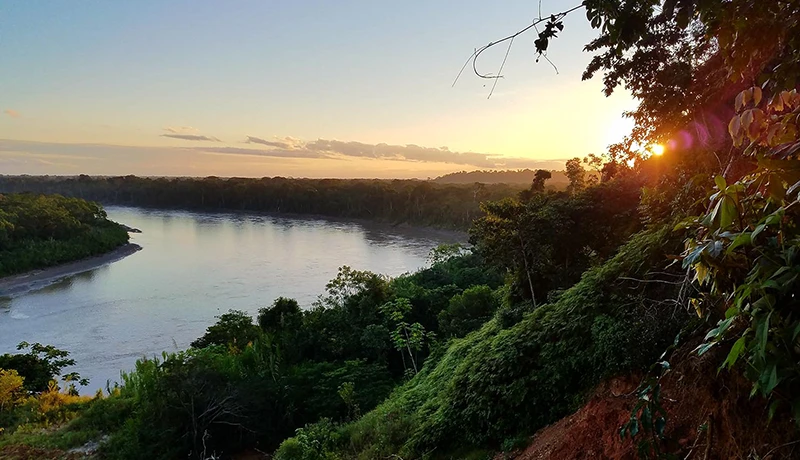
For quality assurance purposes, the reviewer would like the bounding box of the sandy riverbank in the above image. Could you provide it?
[0,243,142,298]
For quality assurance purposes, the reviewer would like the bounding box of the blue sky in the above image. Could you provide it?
[0,1,635,178]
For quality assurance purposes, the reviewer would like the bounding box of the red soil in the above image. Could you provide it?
[503,338,800,460]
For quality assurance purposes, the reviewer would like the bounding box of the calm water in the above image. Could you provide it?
[0,207,460,392]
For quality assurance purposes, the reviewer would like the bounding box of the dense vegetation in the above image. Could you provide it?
[0,194,129,277]
[2,0,800,458]
[0,176,526,230]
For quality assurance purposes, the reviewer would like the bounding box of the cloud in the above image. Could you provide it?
[194,146,328,159]
[4,109,21,118]
[161,133,221,142]
[244,136,294,149]
[0,138,569,178]
[160,126,219,141]
[235,136,563,169]
[164,126,199,134]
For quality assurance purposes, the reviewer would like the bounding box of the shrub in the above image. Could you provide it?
[437,285,499,337]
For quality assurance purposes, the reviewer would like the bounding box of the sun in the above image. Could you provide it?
[650,144,665,156]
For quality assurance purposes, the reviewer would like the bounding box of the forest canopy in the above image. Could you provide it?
[0,193,129,277]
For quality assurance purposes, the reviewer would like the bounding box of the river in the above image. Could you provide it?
[0,207,461,393]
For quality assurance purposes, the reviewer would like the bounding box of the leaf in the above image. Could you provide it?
[654,417,666,437]
[736,90,750,112]
[752,224,766,242]
[728,116,742,140]
[755,312,772,360]
[722,336,747,370]
[629,417,639,437]
[787,179,800,198]
[765,364,779,394]
[768,400,781,423]
[765,212,782,226]
[727,232,752,253]
[695,341,717,356]
[741,109,755,133]
[719,197,737,229]
[752,86,763,106]
[705,316,735,340]
[747,109,766,141]
[714,175,727,190]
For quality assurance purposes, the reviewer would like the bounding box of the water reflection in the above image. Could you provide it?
[0,206,461,393]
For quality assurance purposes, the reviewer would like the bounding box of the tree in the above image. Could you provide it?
[531,169,552,193]
[191,310,261,350]
[258,297,303,336]
[437,285,498,337]
[564,158,586,194]
[380,298,435,376]
[0,342,87,393]
[0,369,25,412]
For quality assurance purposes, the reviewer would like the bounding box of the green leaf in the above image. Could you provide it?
[641,406,652,432]
[765,213,781,226]
[755,312,772,360]
[727,232,752,253]
[752,224,766,241]
[719,197,737,229]
[715,175,727,190]
[768,400,781,423]
[654,417,666,437]
[722,336,746,370]
[792,322,800,342]
[706,316,735,340]
[629,417,639,437]
[765,364,779,394]
[695,341,717,356]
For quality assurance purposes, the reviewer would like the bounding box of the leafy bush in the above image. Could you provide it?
[438,285,499,337]
[330,226,690,458]
[274,418,342,460]
[190,310,261,349]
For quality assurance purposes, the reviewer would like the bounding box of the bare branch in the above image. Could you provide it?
[452,3,583,97]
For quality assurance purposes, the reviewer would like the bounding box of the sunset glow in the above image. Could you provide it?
[0,1,636,178]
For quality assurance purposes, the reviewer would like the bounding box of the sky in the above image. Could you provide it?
[0,1,636,179]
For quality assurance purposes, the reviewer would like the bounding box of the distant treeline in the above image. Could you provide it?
[0,176,526,230]
[0,193,129,277]
[433,168,599,186]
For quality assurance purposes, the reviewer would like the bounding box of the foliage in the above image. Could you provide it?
[682,88,800,416]
[0,370,25,413]
[310,227,689,459]
[470,176,642,306]
[274,418,342,460]
[0,343,87,393]
[564,158,586,194]
[190,309,262,350]
[0,193,129,276]
[438,285,499,338]
[380,298,435,376]
[0,175,528,230]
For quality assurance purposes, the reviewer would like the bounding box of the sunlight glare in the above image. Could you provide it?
[650,144,665,156]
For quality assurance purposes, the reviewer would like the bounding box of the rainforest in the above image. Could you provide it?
[2,1,800,459]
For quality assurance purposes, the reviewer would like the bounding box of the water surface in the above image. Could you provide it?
[0,207,460,391]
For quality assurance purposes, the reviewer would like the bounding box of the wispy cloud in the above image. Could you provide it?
[164,126,199,134]
[160,127,220,142]
[4,109,21,118]
[194,146,328,159]
[162,133,221,142]
[234,136,564,169]
[244,136,295,149]
[0,139,569,178]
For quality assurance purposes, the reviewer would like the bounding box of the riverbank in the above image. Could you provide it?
[0,243,142,298]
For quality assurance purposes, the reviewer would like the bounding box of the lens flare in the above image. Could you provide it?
[650,144,665,156]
